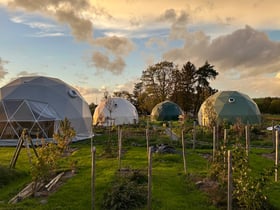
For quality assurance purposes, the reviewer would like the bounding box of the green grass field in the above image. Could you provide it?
[1,125,280,209]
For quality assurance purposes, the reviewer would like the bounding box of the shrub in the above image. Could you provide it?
[209,140,275,209]
[102,169,147,210]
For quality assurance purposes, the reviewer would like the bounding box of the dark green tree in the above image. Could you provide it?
[193,61,218,115]
[89,103,97,116]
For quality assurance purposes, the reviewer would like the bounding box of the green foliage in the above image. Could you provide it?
[30,141,60,183]
[53,118,76,153]
[102,169,147,210]
[231,142,274,210]
[31,118,76,185]
[137,60,218,115]
[210,139,275,209]
[254,97,280,114]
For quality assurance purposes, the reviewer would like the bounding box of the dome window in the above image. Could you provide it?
[228,97,235,103]
[68,89,78,98]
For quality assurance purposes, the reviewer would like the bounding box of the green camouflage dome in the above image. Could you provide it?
[151,100,183,121]
[198,91,261,126]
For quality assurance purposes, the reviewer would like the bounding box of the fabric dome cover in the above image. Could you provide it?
[151,100,183,121]
[93,97,138,126]
[198,91,261,126]
[0,76,92,143]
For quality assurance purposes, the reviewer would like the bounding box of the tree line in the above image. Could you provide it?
[110,60,218,117]
[89,60,280,117]
[254,97,280,114]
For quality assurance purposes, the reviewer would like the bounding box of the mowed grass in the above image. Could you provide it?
[1,134,280,209]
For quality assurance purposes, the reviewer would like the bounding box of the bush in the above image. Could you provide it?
[102,169,147,210]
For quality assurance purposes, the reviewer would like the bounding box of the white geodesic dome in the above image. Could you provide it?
[0,76,92,144]
[93,97,138,126]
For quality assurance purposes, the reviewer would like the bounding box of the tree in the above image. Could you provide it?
[89,103,97,116]
[170,62,196,113]
[113,91,133,102]
[140,61,178,113]
[53,118,76,153]
[134,60,219,116]
[269,99,280,114]
[193,61,218,115]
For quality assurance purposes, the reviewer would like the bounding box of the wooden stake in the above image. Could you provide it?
[118,126,122,169]
[275,130,279,182]
[245,125,250,156]
[227,150,232,210]
[193,121,196,150]
[148,146,152,210]
[181,129,187,174]
[146,128,149,158]
[213,126,216,161]
[224,129,227,145]
[91,146,96,210]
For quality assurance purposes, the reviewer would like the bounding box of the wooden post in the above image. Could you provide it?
[10,137,24,169]
[91,146,96,210]
[245,125,250,156]
[181,129,187,174]
[146,128,149,158]
[213,126,216,161]
[275,130,279,182]
[193,120,196,150]
[272,121,275,151]
[148,146,152,210]
[227,150,232,210]
[224,129,227,145]
[118,126,122,170]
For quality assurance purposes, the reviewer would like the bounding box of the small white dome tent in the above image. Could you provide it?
[93,97,138,126]
[198,91,261,126]
[0,76,92,145]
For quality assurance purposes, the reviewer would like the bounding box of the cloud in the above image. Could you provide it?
[55,9,93,42]
[74,85,106,104]
[206,25,280,76]
[10,15,66,37]
[16,71,40,77]
[163,25,280,77]
[8,0,93,42]
[91,51,125,75]
[0,57,9,80]
[113,78,139,93]
[94,36,135,55]
[212,74,280,98]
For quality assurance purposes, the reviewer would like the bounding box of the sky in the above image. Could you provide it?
[0,0,280,104]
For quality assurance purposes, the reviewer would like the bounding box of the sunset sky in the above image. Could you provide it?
[0,0,280,104]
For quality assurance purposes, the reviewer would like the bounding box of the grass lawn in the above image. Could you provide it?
[0,128,280,209]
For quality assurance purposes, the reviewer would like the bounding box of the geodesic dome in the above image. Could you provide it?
[151,100,183,121]
[0,76,92,144]
[198,91,261,126]
[93,97,138,126]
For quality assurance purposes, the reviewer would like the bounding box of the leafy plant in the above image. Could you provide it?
[209,139,275,209]
[102,169,147,210]
[53,118,76,153]
[30,141,60,183]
